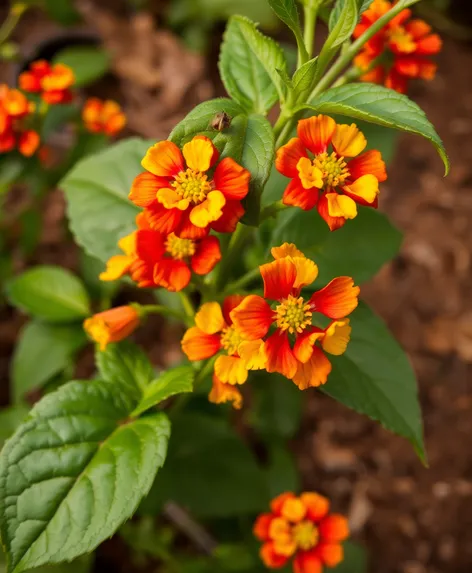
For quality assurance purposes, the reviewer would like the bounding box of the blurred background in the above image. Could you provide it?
[0,0,471,572]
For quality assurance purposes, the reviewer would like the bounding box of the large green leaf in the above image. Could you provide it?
[327,0,358,45]
[11,321,87,404]
[333,542,367,573]
[219,16,287,114]
[170,98,274,225]
[5,266,90,323]
[0,379,170,573]
[62,138,153,264]
[140,413,268,518]
[53,46,110,87]
[304,83,449,174]
[323,302,425,462]
[131,366,194,417]
[272,206,402,284]
[96,340,155,396]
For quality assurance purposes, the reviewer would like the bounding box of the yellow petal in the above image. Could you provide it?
[326,193,357,219]
[271,243,305,260]
[344,174,379,204]
[238,339,267,370]
[214,355,248,385]
[156,187,190,210]
[292,256,318,289]
[99,255,132,281]
[117,231,136,256]
[195,302,225,334]
[332,123,367,157]
[189,190,226,228]
[297,156,323,189]
[182,136,215,172]
[322,319,351,355]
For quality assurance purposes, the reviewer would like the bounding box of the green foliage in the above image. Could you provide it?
[219,16,287,113]
[324,302,426,462]
[132,366,195,417]
[42,0,80,25]
[5,266,90,323]
[170,98,274,225]
[0,379,170,573]
[267,0,308,62]
[96,340,155,396]
[0,407,28,446]
[53,46,110,87]
[327,0,359,43]
[304,83,449,173]
[79,251,119,304]
[292,57,318,102]
[272,207,402,284]
[141,413,268,518]
[333,542,367,572]
[11,321,87,404]
[250,371,303,440]
[265,445,300,497]
[62,138,152,263]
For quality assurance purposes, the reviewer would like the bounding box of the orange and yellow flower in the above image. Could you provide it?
[254,491,349,573]
[276,115,387,231]
[100,212,221,292]
[353,0,442,93]
[129,135,250,239]
[19,60,75,104]
[82,97,126,136]
[181,296,266,408]
[230,243,359,389]
[83,305,140,351]
[0,84,39,156]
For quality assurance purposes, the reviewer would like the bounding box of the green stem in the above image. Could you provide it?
[138,304,188,324]
[214,223,253,292]
[178,291,195,319]
[0,3,27,46]
[309,2,411,100]
[303,4,317,59]
[260,200,289,221]
[225,267,261,293]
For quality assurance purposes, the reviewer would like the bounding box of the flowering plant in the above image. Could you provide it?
[0,1,447,572]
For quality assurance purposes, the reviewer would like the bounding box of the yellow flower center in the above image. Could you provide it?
[275,295,312,335]
[314,151,350,188]
[292,521,319,551]
[220,325,243,356]
[387,26,416,53]
[172,168,212,204]
[165,233,196,260]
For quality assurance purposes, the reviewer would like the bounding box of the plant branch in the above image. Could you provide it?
[303,3,317,58]
[0,3,27,46]
[225,267,261,293]
[138,304,188,324]
[214,223,253,292]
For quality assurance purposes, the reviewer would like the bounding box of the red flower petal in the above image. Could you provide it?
[276,137,309,178]
[213,157,250,200]
[230,295,273,340]
[264,330,298,380]
[222,294,246,325]
[347,149,387,183]
[146,203,183,235]
[154,259,191,292]
[319,514,349,543]
[309,277,359,319]
[211,200,245,233]
[129,172,170,208]
[282,176,319,211]
[191,235,221,275]
[260,258,297,301]
[135,229,166,263]
[181,326,221,361]
[317,193,347,231]
[297,115,336,155]
[293,550,323,573]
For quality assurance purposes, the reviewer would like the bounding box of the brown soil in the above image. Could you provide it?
[1,4,472,573]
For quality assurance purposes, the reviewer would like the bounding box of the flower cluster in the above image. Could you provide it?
[180,243,359,405]
[0,84,39,156]
[129,135,250,238]
[276,115,386,231]
[254,491,349,573]
[101,135,250,291]
[82,97,126,136]
[353,0,442,93]
[19,60,75,104]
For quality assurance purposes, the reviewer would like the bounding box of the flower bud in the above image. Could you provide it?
[83,305,140,351]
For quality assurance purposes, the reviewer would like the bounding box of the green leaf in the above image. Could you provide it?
[0,156,26,194]
[265,445,300,498]
[0,407,28,445]
[323,302,425,462]
[43,0,80,25]
[267,0,308,62]
[250,371,303,439]
[11,321,87,405]
[62,138,153,264]
[333,542,367,572]
[272,207,402,284]
[304,83,449,174]
[141,413,268,518]
[0,379,170,573]
[326,0,358,48]
[359,0,375,13]
[79,251,119,303]
[170,98,274,225]
[96,340,155,396]
[131,366,194,417]
[5,266,91,323]
[53,46,110,87]
[219,15,287,113]
[292,57,318,103]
